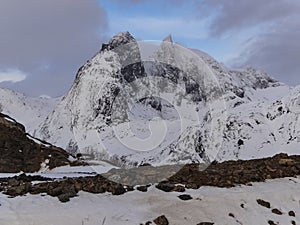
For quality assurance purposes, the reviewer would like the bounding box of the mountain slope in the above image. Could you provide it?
[35,31,297,165]
[0,113,76,173]
[0,88,59,133]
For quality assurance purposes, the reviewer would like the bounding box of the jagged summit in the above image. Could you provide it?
[163,34,173,43]
[101,31,136,51]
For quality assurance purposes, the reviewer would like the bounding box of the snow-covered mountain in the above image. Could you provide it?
[0,88,59,132]
[5,31,299,166]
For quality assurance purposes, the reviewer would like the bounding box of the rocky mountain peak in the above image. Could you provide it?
[163,34,173,43]
[101,31,136,51]
[34,32,296,167]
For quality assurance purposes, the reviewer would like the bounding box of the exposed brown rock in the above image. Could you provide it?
[257,199,271,208]
[279,159,295,166]
[1,174,126,202]
[272,208,283,215]
[153,215,169,225]
[0,113,84,173]
[172,185,185,192]
[155,183,175,192]
[156,153,300,190]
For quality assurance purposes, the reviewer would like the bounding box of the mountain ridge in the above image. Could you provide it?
[1,31,298,166]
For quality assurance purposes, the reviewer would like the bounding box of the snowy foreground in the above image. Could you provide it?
[0,176,299,225]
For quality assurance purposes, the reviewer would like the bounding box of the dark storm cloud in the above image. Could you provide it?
[0,0,107,96]
[201,0,300,85]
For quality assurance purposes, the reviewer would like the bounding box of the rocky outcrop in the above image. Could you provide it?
[158,153,300,189]
[0,113,79,172]
[1,174,127,202]
[1,152,300,204]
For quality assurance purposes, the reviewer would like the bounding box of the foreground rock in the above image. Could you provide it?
[1,174,127,202]
[0,113,84,173]
[153,215,169,225]
[157,153,300,190]
[1,152,300,203]
[98,153,300,190]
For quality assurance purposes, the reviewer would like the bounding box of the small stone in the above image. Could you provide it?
[268,220,276,225]
[272,208,283,215]
[288,211,296,217]
[137,185,148,192]
[228,213,235,218]
[257,199,271,208]
[178,194,192,201]
[156,183,175,192]
[153,215,169,225]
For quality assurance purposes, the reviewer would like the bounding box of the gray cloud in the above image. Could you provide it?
[239,16,300,85]
[201,0,300,85]
[0,0,107,96]
[202,0,300,36]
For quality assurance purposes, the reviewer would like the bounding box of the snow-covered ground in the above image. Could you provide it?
[0,161,117,179]
[0,177,299,225]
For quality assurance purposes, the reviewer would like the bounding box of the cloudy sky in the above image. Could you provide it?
[0,0,299,97]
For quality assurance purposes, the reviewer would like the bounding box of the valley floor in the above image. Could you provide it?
[0,176,299,225]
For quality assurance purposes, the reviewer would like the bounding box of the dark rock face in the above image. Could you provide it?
[102,31,146,84]
[0,113,81,173]
[107,31,135,51]
[95,83,120,120]
[95,31,147,122]
[121,62,145,83]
